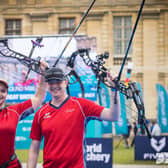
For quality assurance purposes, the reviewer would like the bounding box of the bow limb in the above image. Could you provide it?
[67,70,85,98]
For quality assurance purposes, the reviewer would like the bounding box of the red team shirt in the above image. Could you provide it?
[0,99,32,168]
[30,96,104,168]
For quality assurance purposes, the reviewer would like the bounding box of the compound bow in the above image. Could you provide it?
[65,0,151,138]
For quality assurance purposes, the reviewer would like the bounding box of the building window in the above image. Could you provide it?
[59,18,75,34]
[113,16,132,56]
[5,19,21,35]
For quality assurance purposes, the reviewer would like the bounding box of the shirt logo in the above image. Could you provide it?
[65,108,75,113]
[43,112,51,119]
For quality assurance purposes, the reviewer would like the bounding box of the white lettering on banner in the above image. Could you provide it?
[22,127,31,131]
[102,121,109,126]
[78,93,95,98]
[19,94,33,100]
[159,91,166,126]
[86,144,110,163]
[91,87,96,91]
[19,120,33,124]
[7,94,34,100]
[143,152,168,164]
[144,153,157,160]
[87,153,110,163]
[23,86,35,91]
[156,152,168,164]
[87,144,102,153]
[162,118,167,126]
[15,136,26,141]
[117,118,123,127]
[7,94,19,100]
[9,86,35,92]
[15,87,24,91]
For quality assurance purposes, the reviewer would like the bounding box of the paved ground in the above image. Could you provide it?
[22,163,41,168]
[113,165,166,168]
[22,163,166,168]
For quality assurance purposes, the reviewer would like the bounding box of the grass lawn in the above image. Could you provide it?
[16,138,156,165]
[16,150,43,163]
[113,138,155,165]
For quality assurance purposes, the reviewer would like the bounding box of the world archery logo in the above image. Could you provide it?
[150,137,166,152]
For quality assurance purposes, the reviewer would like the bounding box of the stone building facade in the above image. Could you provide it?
[0,0,168,119]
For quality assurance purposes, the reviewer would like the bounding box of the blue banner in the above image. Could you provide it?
[68,75,97,101]
[86,119,102,138]
[156,84,168,133]
[114,93,128,135]
[135,136,168,162]
[86,138,112,168]
[7,85,36,103]
[15,114,34,149]
[7,82,97,104]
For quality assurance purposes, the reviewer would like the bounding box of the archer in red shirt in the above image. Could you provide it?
[28,67,120,168]
[0,61,48,168]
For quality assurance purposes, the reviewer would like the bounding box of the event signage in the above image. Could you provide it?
[156,84,168,133]
[135,136,168,163]
[86,138,112,168]
[7,82,97,104]
[114,93,128,135]
[15,114,35,149]
[7,85,36,103]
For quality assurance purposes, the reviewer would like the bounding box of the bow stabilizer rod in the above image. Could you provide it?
[53,0,96,67]
[117,0,146,82]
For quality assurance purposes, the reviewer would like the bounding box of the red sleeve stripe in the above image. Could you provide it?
[38,104,49,124]
[7,107,19,117]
